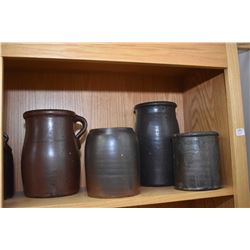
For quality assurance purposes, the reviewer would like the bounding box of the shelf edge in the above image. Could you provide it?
[2,43,227,68]
[4,186,234,208]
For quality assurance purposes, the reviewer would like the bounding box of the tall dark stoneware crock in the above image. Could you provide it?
[21,109,87,198]
[134,101,179,186]
[3,133,14,199]
[85,127,140,198]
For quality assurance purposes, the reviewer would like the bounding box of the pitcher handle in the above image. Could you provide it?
[3,133,9,143]
[74,115,88,148]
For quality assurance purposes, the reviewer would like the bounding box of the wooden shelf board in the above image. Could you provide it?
[4,186,234,208]
[2,43,227,68]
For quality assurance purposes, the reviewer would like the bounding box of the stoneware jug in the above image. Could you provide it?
[134,101,179,186]
[3,133,14,199]
[21,109,87,198]
[172,131,222,191]
[85,127,140,198]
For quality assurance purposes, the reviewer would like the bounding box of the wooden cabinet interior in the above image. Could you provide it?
[2,56,235,208]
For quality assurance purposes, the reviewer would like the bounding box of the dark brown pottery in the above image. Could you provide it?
[134,101,179,186]
[3,133,14,199]
[21,109,87,198]
[172,131,222,191]
[85,127,140,198]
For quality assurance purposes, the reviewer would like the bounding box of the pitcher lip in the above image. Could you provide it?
[23,109,76,118]
[134,101,177,110]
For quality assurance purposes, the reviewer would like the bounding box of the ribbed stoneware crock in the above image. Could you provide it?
[172,131,222,191]
[85,127,140,198]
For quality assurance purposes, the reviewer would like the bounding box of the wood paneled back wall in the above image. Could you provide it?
[4,70,184,192]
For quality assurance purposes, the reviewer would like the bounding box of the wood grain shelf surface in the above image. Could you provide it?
[4,186,234,208]
[2,43,227,68]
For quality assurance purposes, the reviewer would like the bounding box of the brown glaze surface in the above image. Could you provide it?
[85,128,140,198]
[21,109,87,198]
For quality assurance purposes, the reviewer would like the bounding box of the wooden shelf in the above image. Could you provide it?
[4,186,234,208]
[1,43,227,68]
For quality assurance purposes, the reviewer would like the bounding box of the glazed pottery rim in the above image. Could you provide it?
[173,131,219,137]
[23,109,76,118]
[89,127,134,134]
[134,101,177,110]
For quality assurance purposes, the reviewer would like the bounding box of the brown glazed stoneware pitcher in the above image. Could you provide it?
[21,109,87,198]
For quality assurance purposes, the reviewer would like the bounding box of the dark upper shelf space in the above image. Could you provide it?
[3,57,224,92]
[4,57,223,77]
